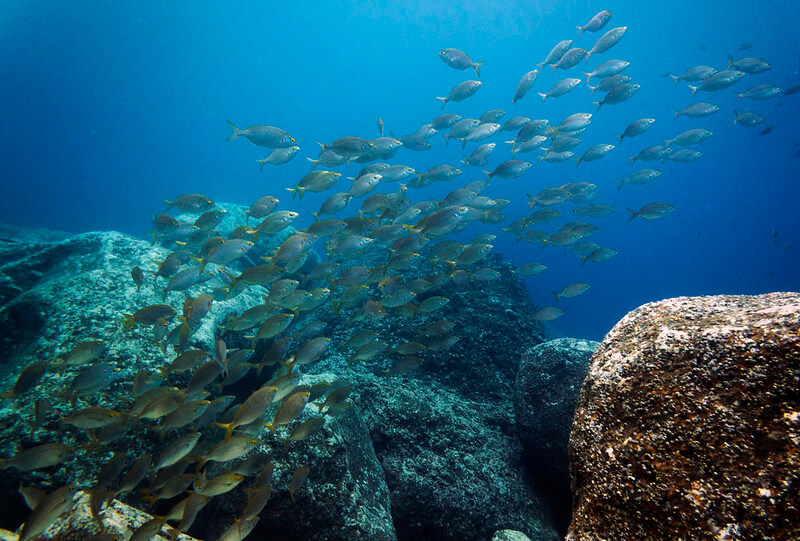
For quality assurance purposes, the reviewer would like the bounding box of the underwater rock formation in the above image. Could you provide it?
[491,530,533,541]
[0,221,560,541]
[568,292,800,540]
[514,338,597,532]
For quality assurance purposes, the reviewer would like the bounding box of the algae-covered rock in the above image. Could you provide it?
[514,338,597,532]
[491,530,532,541]
[568,292,800,540]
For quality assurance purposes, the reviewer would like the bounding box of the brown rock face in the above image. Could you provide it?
[567,293,800,540]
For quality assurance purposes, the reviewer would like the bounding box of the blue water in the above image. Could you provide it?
[1,1,798,340]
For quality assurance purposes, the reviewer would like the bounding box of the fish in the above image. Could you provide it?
[463,123,500,148]
[501,116,530,131]
[575,144,615,167]
[515,262,547,276]
[577,10,612,35]
[586,26,627,61]
[445,118,481,146]
[688,70,744,95]
[227,121,296,147]
[727,55,772,74]
[539,40,573,68]
[556,48,588,71]
[19,484,77,541]
[462,143,496,167]
[1,443,73,471]
[668,149,703,163]
[664,128,713,147]
[531,307,564,321]
[573,205,615,217]
[267,391,311,432]
[617,118,655,144]
[164,193,215,214]
[628,145,672,164]
[593,83,639,110]
[2,361,48,398]
[439,48,483,77]
[628,202,675,221]
[737,84,782,101]
[217,517,260,541]
[587,73,631,94]
[513,70,538,103]
[317,137,373,161]
[667,65,717,85]
[436,80,482,109]
[287,170,342,199]
[553,283,590,302]
[615,168,662,190]
[289,466,311,503]
[153,432,202,472]
[484,160,531,180]
[583,59,629,84]
[758,125,774,136]
[284,417,325,444]
[62,406,123,429]
[308,150,346,168]
[431,114,462,130]
[256,145,300,169]
[673,103,719,118]
[537,78,582,102]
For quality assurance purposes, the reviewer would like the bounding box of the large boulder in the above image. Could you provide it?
[568,293,800,540]
[514,338,597,532]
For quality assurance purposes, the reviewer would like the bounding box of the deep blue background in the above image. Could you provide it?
[1,1,798,340]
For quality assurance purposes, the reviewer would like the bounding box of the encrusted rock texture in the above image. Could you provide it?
[568,292,800,540]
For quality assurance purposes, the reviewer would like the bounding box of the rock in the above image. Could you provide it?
[195,374,396,541]
[33,490,197,540]
[491,530,532,541]
[353,377,559,541]
[0,227,268,530]
[568,293,800,540]
[514,338,597,532]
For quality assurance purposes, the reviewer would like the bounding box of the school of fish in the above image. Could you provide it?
[2,8,796,541]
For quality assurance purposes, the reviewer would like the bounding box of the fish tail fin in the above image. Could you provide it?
[435,96,448,109]
[461,138,467,150]
[584,52,592,62]
[213,422,235,443]
[552,64,557,75]
[673,109,681,119]
[461,155,469,167]
[668,74,679,86]
[286,187,299,200]
[688,85,698,96]
[626,208,638,222]
[163,199,174,211]
[122,314,135,331]
[593,101,602,112]
[627,156,636,165]
[443,133,450,146]
[733,110,739,124]
[225,120,240,141]
[727,54,734,69]
[616,134,624,145]
[576,25,584,35]
[256,159,267,172]
[736,93,742,101]
[306,158,319,168]
[482,170,493,181]
[574,157,581,168]
[583,70,592,85]
[316,141,326,156]
[580,256,588,267]
[553,291,560,303]
[587,84,597,93]
[473,61,484,78]
[537,92,547,103]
